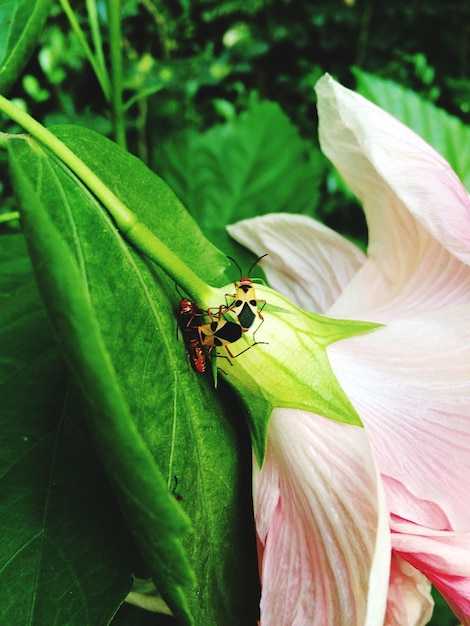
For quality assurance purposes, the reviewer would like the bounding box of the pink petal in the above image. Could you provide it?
[384,553,433,626]
[328,305,470,532]
[315,75,470,322]
[391,517,470,623]
[382,476,451,532]
[228,214,366,314]
[255,408,390,626]
[316,74,470,266]
[328,230,470,323]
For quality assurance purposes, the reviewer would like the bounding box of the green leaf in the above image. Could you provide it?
[353,68,470,191]
[49,124,231,289]
[153,100,326,254]
[0,233,133,625]
[7,131,259,625]
[9,140,195,624]
[0,0,53,94]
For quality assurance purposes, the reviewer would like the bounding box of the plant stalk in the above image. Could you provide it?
[106,0,127,149]
[0,95,215,304]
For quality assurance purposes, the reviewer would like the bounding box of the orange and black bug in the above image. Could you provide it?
[198,311,243,360]
[198,307,265,360]
[177,297,208,374]
[223,254,267,333]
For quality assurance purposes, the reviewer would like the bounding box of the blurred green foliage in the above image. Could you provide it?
[8,0,470,138]
[4,0,470,244]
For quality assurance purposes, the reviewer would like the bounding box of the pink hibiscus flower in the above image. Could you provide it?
[227,74,470,625]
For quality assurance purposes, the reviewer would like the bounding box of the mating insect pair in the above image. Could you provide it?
[177,255,267,374]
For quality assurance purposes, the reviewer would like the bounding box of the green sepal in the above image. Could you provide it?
[206,286,383,467]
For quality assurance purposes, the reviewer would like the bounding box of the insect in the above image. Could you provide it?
[177,296,248,370]
[177,297,208,374]
[198,307,267,360]
[198,309,244,360]
[223,254,267,333]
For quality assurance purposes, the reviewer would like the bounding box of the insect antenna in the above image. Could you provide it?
[227,253,268,278]
[247,253,268,276]
[226,255,243,279]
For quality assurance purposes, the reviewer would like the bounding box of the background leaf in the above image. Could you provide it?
[353,67,470,191]
[0,233,133,625]
[153,99,326,257]
[429,587,461,626]
[0,0,53,94]
[8,130,259,625]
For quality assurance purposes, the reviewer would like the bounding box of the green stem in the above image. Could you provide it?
[0,96,215,304]
[59,0,111,101]
[106,0,127,149]
[86,0,107,83]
